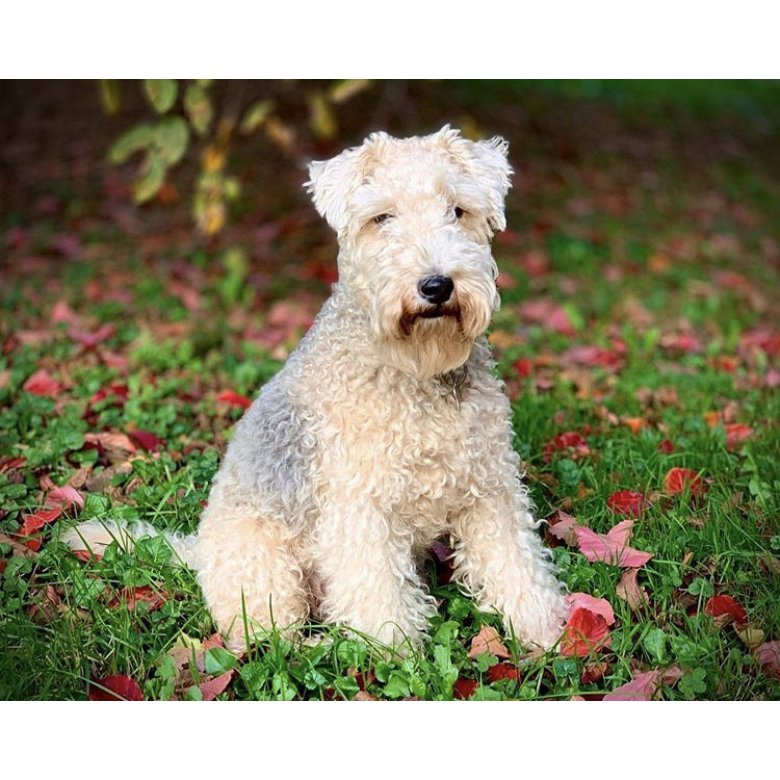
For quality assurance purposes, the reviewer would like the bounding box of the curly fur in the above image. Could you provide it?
[63,126,567,652]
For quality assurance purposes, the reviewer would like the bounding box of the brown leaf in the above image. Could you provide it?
[468,625,511,660]
[353,691,378,701]
[616,569,649,610]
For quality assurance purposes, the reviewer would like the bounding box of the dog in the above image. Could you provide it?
[64,126,567,653]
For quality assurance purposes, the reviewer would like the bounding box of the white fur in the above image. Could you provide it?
[63,127,566,652]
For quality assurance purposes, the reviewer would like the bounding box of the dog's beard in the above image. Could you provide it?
[374,286,495,379]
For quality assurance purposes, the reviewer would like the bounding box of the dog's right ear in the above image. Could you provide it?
[305,147,365,234]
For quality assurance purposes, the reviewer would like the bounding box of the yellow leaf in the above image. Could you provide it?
[239,99,275,135]
[736,626,765,649]
[328,79,372,104]
[99,80,121,115]
[307,90,337,140]
[265,116,296,152]
[201,145,226,173]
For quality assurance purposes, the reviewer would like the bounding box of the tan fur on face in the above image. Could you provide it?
[307,127,507,379]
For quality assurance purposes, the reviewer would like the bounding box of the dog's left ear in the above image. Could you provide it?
[469,136,513,233]
[305,146,365,234]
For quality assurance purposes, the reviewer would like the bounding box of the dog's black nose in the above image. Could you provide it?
[418,275,454,305]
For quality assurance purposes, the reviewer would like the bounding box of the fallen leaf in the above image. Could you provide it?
[658,439,676,454]
[566,593,615,625]
[69,323,116,349]
[83,431,137,460]
[664,467,705,497]
[547,511,579,545]
[724,423,752,450]
[199,670,234,701]
[704,595,747,627]
[519,299,575,337]
[216,390,253,410]
[736,626,765,649]
[353,690,379,701]
[0,456,27,473]
[616,569,649,609]
[46,486,84,512]
[581,661,609,684]
[23,369,61,397]
[560,608,611,656]
[468,625,511,660]
[606,490,648,518]
[603,666,683,701]
[128,430,162,452]
[754,641,780,680]
[543,431,590,463]
[486,662,519,683]
[18,507,63,550]
[89,674,144,701]
[573,520,653,568]
[109,586,168,612]
[0,531,38,558]
[560,344,624,372]
[453,678,479,700]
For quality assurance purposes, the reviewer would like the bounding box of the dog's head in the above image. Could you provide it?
[306,126,511,378]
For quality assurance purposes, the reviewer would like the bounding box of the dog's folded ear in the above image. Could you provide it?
[432,126,513,234]
[306,146,366,234]
[468,136,513,233]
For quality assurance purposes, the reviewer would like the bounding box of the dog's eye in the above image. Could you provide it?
[373,213,393,225]
[454,206,466,219]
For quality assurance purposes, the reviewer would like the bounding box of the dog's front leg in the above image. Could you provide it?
[314,496,437,649]
[451,485,567,650]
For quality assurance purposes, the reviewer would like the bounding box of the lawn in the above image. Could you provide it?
[1,80,779,700]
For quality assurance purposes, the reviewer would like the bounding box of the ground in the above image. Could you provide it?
[1,80,779,700]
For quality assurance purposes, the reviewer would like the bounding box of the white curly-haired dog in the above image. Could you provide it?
[65,126,567,652]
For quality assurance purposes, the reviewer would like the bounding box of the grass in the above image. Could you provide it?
[1,81,779,700]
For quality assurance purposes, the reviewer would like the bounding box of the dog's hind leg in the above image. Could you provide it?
[196,506,309,652]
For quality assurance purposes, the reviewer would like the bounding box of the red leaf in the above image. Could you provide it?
[664,467,705,496]
[658,439,676,454]
[754,641,780,680]
[69,323,116,348]
[89,384,129,407]
[606,490,648,517]
[487,663,519,683]
[543,431,590,463]
[23,369,61,397]
[704,595,747,627]
[573,520,653,568]
[519,299,575,336]
[18,507,63,550]
[453,678,479,700]
[660,333,701,354]
[565,593,615,625]
[73,549,101,562]
[89,674,144,701]
[199,670,235,701]
[109,586,168,612]
[0,456,26,473]
[581,662,609,684]
[46,486,84,511]
[724,423,752,450]
[560,608,611,656]
[128,430,162,452]
[216,390,253,410]
[560,344,624,371]
[513,358,533,378]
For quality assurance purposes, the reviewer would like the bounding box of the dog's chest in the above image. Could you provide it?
[376,380,503,518]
